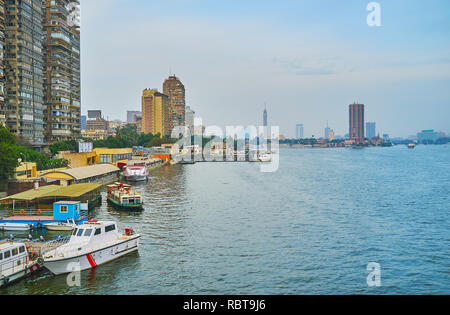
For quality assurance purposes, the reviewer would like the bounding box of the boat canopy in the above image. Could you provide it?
[0,183,101,202]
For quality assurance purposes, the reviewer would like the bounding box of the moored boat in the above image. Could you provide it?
[408,143,415,149]
[42,221,140,275]
[258,154,272,162]
[107,183,144,210]
[0,223,32,231]
[44,219,76,232]
[0,241,42,287]
[123,164,148,182]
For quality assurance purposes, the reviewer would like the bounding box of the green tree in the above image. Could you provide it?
[50,140,78,155]
[0,143,19,182]
[0,126,20,183]
[0,125,17,146]
[147,136,163,148]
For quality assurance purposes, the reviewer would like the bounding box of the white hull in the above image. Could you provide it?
[124,175,147,182]
[44,224,75,232]
[0,223,31,231]
[44,236,140,275]
[0,262,41,288]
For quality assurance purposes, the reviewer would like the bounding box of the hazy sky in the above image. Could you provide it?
[81,0,450,138]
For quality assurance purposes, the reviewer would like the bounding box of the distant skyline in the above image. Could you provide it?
[81,0,450,138]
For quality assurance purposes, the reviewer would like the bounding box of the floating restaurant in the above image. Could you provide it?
[0,184,101,229]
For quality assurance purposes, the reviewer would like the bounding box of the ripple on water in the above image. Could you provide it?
[1,147,449,295]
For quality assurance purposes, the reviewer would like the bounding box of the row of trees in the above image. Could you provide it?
[80,125,175,149]
[0,125,69,183]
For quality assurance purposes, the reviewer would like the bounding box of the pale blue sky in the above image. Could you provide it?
[81,0,450,138]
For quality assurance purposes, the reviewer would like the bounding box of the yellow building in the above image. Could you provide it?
[57,152,98,168]
[93,148,133,166]
[142,89,171,136]
[15,162,37,180]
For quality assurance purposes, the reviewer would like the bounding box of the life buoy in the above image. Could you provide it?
[20,210,26,215]
[37,210,42,215]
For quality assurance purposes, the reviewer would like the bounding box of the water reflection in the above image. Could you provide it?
[2,148,449,295]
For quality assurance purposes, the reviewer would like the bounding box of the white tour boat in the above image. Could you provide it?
[0,223,32,232]
[44,219,77,232]
[0,241,42,287]
[42,221,140,275]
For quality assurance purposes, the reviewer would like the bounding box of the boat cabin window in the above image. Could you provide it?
[12,248,18,256]
[105,225,116,233]
[84,229,93,237]
[60,205,68,213]
[73,228,78,236]
[4,251,10,259]
[76,229,84,237]
[0,253,3,261]
[94,228,102,236]
[19,246,25,254]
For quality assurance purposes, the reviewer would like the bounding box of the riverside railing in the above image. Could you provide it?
[0,209,88,219]
[28,236,71,257]
[0,209,54,218]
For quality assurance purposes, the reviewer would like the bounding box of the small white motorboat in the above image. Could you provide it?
[44,219,76,232]
[43,220,140,275]
[258,154,272,162]
[0,223,31,232]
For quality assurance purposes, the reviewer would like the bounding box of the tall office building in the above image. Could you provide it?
[4,0,45,149]
[263,107,268,127]
[81,115,86,130]
[349,103,365,143]
[163,75,185,130]
[43,0,81,145]
[127,111,141,124]
[324,121,330,140]
[366,122,376,139]
[142,89,171,137]
[296,124,304,140]
[0,0,5,127]
[185,106,195,132]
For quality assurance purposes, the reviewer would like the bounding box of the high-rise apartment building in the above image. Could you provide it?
[4,0,45,149]
[349,103,365,143]
[163,75,185,130]
[0,1,5,127]
[1,0,81,150]
[142,89,171,137]
[366,122,376,139]
[43,0,81,145]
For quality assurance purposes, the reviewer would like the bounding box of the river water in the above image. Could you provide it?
[1,146,449,295]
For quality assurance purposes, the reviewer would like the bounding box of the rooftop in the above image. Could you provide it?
[42,164,119,181]
[1,183,101,202]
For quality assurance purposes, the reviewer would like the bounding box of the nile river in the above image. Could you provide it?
[1,145,449,294]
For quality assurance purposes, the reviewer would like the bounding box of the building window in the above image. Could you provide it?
[60,205,68,213]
